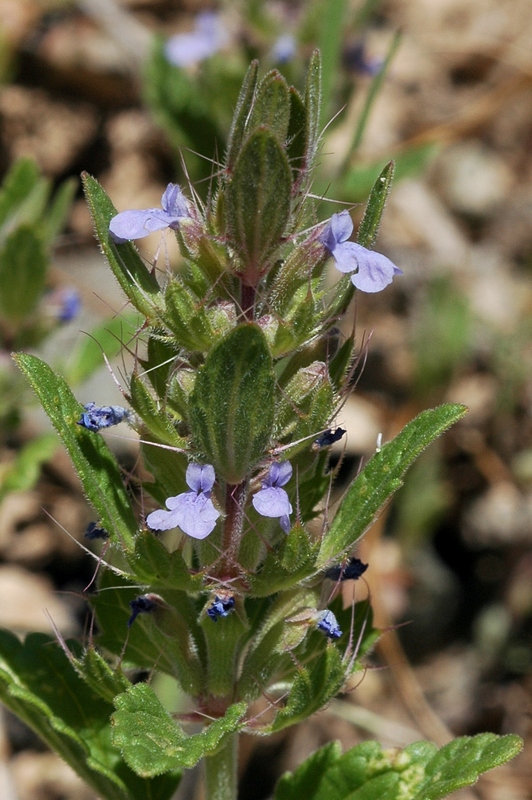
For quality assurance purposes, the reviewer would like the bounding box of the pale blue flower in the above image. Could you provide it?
[252,461,293,533]
[109,183,189,243]
[146,463,220,539]
[164,11,228,68]
[321,210,402,293]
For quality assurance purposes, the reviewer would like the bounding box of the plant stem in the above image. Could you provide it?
[204,732,238,800]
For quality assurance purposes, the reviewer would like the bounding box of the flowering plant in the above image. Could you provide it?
[5,54,522,800]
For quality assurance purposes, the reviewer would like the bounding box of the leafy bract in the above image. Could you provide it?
[112,683,246,777]
[0,630,180,800]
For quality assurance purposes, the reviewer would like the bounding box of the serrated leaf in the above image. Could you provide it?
[0,226,47,322]
[274,734,523,800]
[14,353,137,552]
[190,325,275,483]
[357,161,395,249]
[225,128,291,278]
[82,173,162,318]
[112,683,246,776]
[317,404,468,568]
[0,630,180,800]
[414,733,524,799]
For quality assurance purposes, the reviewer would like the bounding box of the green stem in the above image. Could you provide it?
[204,732,238,800]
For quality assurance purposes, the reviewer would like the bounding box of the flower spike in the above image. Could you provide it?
[321,210,402,293]
[146,463,220,539]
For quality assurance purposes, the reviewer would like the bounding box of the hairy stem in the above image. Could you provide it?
[204,732,238,800]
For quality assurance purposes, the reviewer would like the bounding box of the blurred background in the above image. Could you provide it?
[0,0,531,798]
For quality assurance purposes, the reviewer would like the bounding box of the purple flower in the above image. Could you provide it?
[164,11,228,68]
[128,594,158,628]
[316,609,343,639]
[109,183,189,243]
[206,595,235,622]
[321,210,402,293]
[77,402,131,432]
[324,557,368,582]
[146,463,220,539]
[252,461,293,533]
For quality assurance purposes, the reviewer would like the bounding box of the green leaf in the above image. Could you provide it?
[42,176,77,245]
[94,571,205,695]
[162,280,216,351]
[82,173,162,318]
[0,630,180,800]
[63,312,142,386]
[304,50,322,174]
[274,734,523,800]
[415,734,524,799]
[248,523,318,596]
[0,433,57,502]
[357,161,395,249]
[130,374,186,448]
[225,128,292,278]
[0,226,47,322]
[112,683,246,776]
[0,158,40,230]
[317,404,468,568]
[247,70,291,144]
[269,643,346,732]
[345,31,402,160]
[14,353,137,552]
[318,1,348,128]
[225,60,259,173]
[190,325,275,483]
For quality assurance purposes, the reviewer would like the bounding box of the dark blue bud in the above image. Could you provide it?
[77,402,131,432]
[206,595,235,622]
[316,610,342,639]
[325,557,368,582]
[128,594,158,628]
[84,522,109,540]
[314,427,346,448]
